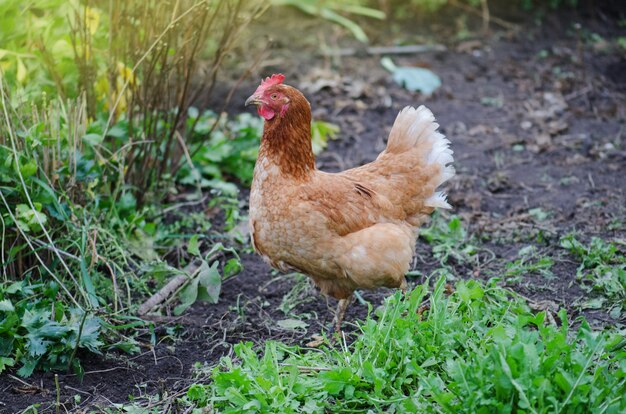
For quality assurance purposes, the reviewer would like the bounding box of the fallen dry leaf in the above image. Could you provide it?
[306,334,325,348]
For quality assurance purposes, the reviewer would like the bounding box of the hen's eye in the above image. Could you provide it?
[270,93,278,100]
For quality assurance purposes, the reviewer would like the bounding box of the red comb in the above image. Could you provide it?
[254,73,285,95]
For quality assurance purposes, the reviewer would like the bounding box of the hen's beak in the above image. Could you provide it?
[245,94,262,107]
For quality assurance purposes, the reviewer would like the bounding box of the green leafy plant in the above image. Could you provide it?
[0,280,103,378]
[186,276,626,412]
[311,120,340,155]
[181,110,264,187]
[0,0,275,380]
[560,234,625,317]
[271,0,385,42]
[505,245,554,281]
[420,214,478,266]
[2,0,265,200]
[0,81,223,376]
[174,243,242,315]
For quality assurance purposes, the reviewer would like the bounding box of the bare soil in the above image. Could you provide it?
[2,3,625,412]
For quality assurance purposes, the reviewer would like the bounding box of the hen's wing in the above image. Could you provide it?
[301,171,404,236]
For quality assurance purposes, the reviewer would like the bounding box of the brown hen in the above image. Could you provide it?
[245,74,454,332]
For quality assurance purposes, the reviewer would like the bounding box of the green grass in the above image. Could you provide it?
[560,234,626,318]
[183,276,626,413]
[420,214,480,267]
[505,245,555,281]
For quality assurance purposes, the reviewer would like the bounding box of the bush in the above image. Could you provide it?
[0,0,263,376]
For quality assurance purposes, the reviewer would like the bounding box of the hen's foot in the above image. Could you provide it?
[400,277,408,296]
[333,295,353,334]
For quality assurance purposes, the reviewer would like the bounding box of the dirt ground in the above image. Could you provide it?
[2,3,625,412]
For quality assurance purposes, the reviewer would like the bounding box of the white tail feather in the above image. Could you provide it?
[387,105,455,210]
[425,192,451,209]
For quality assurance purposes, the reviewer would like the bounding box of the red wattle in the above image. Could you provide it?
[258,105,275,120]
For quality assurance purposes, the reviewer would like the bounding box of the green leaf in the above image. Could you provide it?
[117,192,136,212]
[16,57,27,83]
[319,367,355,395]
[188,234,201,257]
[276,319,308,330]
[5,282,23,294]
[80,258,100,309]
[381,57,441,95]
[25,334,49,357]
[206,179,239,197]
[82,133,104,146]
[187,383,208,403]
[0,299,14,312]
[320,9,369,42]
[18,160,37,178]
[17,357,38,378]
[15,204,47,233]
[529,207,550,221]
[223,258,242,278]
[106,124,127,139]
[311,120,340,155]
[72,312,103,353]
[582,297,605,309]
[456,281,484,303]
[174,276,199,316]
[197,261,221,304]
[498,353,533,410]
[340,4,385,19]
[174,257,223,314]
[0,356,15,373]
[187,106,199,120]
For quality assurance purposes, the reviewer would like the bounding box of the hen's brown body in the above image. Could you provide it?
[246,75,454,330]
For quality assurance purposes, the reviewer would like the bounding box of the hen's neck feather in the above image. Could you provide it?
[258,93,315,180]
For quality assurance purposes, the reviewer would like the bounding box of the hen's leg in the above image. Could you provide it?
[400,277,408,295]
[334,295,353,333]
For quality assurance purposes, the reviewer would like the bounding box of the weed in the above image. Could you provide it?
[0,0,83,101]
[276,273,317,316]
[182,111,264,188]
[186,276,626,412]
[174,243,242,315]
[560,234,626,317]
[505,245,555,281]
[0,280,102,378]
[420,214,479,266]
[529,207,552,222]
[311,120,340,155]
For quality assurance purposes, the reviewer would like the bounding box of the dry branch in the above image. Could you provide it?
[136,250,222,316]
[136,262,199,316]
